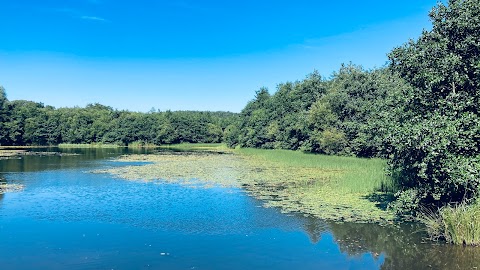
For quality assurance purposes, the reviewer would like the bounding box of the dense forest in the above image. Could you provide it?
[0,91,237,146]
[1,0,479,215]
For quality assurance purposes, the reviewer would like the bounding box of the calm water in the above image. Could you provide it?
[0,148,479,270]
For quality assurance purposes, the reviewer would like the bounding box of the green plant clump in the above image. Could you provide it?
[420,204,480,246]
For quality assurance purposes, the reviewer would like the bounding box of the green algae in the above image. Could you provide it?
[96,148,395,223]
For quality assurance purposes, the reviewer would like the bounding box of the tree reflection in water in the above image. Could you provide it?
[302,217,329,244]
[327,221,480,270]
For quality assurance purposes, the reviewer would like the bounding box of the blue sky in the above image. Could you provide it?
[0,0,438,112]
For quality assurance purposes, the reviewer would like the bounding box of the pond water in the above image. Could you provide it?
[0,148,479,270]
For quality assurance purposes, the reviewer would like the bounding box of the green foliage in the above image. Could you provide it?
[0,86,9,145]
[390,0,480,109]
[236,72,325,150]
[235,65,408,157]
[387,0,480,209]
[389,189,421,219]
[223,124,240,148]
[308,97,337,131]
[315,128,347,155]
[318,65,409,157]
[4,100,46,145]
[0,88,237,147]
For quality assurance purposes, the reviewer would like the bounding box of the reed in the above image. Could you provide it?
[420,203,480,245]
[235,148,391,193]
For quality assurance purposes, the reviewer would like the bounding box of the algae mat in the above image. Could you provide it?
[96,151,394,223]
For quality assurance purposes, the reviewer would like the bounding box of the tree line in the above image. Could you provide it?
[1,0,479,214]
[0,93,237,146]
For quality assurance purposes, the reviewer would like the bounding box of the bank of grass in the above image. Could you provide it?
[235,148,392,193]
[420,204,480,246]
[58,143,122,148]
[97,144,395,223]
[127,141,158,148]
[158,143,230,151]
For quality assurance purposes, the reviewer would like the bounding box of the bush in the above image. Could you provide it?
[387,114,480,208]
[389,189,421,220]
[318,128,347,155]
[387,0,480,210]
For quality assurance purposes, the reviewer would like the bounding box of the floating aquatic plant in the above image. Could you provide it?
[95,148,394,223]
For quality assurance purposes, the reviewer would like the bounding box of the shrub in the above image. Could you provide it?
[389,189,421,220]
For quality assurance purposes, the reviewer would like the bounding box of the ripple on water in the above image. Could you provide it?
[1,169,308,235]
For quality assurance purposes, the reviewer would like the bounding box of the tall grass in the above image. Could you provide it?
[420,204,480,245]
[236,148,391,193]
[159,143,229,151]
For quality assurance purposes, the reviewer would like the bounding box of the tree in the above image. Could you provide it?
[0,86,9,145]
[236,73,326,150]
[387,0,480,212]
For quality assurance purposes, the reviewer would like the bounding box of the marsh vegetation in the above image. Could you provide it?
[420,203,480,246]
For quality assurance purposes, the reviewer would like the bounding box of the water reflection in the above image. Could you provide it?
[328,221,480,270]
[0,147,154,173]
[302,217,328,244]
[0,175,5,202]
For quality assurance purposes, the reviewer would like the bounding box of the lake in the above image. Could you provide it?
[0,148,478,269]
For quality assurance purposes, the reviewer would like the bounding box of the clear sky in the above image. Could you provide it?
[0,0,439,112]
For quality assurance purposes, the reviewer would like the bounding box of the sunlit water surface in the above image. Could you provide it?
[0,148,478,269]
